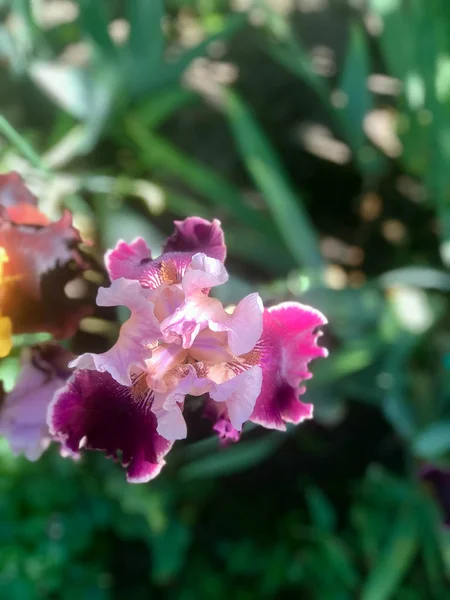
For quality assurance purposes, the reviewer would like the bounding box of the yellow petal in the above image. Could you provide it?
[0,316,13,358]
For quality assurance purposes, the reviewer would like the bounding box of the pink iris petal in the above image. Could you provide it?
[189,330,235,363]
[105,237,152,281]
[70,278,160,386]
[0,344,73,460]
[250,302,327,430]
[161,292,263,354]
[152,365,212,441]
[146,343,188,391]
[105,217,226,287]
[182,253,228,296]
[209,365,263,431]
[209,293,264,356]
[162,217,226,262]
[48,370,173,483]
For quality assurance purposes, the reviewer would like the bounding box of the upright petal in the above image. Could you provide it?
[105,237,152,281]
[181,253,228,296]
[209,293,264,356]
[48,370,173,483]
[0,344,73,460]
[209,365,263,431]
[162,217,226,262]
[160,292,263,353]
[105,218,227,289]
[71,278,160,385]
[250,302,327,430]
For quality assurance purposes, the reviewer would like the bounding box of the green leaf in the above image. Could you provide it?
[0,356,20,392]
[0,116,48,172]
[124,122,292,269]
[305,486,337,532]
[164,13,246,84]
[413,421,450,459]
[311,341,381,386]
[150,521,191,584]
[29,63,96,121]
[132,86,197,129]
[29,62,117,153]
[360,506,419,600]
[77,0,117,61]
[338,23,372,153]
[379,267,450,291]
[225,90,324,273]
[180,434,283,480]
[125,0,165,96]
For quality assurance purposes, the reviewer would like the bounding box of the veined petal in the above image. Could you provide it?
[0,344,73,460]
[105,218,226,289]
[152,365,212,441]
[146,343,188,391]
[162,217,226,262]
[160,292,263,354]
[71,278,160,385]
[250,302,327,430]
[209,365,263,431]
[48,370,173,483]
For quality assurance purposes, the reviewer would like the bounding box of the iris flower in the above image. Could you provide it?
[49,217,328,482]
[0,171,93,340]
[0,344,74,459]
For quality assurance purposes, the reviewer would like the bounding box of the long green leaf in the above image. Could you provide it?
[124,120,288,244]
[77,0,117,60]
[361,506,419,600]
[338,23,372,153]
[125,0,165,96]
[225,90,324,273]
[0,115,49,171]
[180,434,283,480]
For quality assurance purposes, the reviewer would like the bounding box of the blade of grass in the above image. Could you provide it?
[165,13,246,82]
[124,119,291,255]
[0,115,49,172]
[360,505,419,600]
[132,86,197,129]
[225,90,324,274]
[125,0,165,96]
[77,0,117,61]
[180,433,283,480]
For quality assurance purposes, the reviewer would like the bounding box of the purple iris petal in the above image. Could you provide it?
[48,370,173,483]
[203,398,241,445]
[105,217,227,289]
[162,217,226,262]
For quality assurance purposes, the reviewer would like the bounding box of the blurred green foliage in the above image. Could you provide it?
[1,0,450,597]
